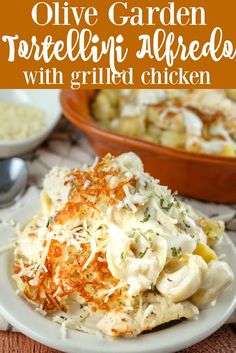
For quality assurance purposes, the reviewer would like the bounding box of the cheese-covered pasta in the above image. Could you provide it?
[13,153,234,336]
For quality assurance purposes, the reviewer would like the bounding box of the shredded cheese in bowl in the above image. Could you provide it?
[13,153,234,337]
[0,102,46,141]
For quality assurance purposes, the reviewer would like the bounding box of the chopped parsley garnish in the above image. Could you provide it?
[128,233,135,238]
[121,251,125,260]
[71,180,78,189]
[139,247,149,258]
[160,197,173,211]
[141,208,150,223]
[46,217,54,228]
[148,236,153,247]
[175,200,181,208]
[171,247,182,257]
[183,220,190,228]
[150,283,158,292]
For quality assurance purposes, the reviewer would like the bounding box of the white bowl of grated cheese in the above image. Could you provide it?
[0,90,61,158]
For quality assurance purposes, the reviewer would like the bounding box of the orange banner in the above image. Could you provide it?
[0,0,236,89]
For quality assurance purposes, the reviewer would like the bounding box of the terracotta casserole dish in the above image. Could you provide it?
[61,90,236,203]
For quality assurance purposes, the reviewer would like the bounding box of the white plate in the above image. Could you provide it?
[0,201,236,353]
[0,90,61,158]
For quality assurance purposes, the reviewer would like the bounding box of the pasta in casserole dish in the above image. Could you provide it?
[93,90,236,157]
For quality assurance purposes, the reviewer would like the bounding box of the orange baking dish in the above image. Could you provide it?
[61,90,236,203]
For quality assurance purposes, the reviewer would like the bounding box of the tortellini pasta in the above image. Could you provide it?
[191,260,234,308]
[156,255,208,303]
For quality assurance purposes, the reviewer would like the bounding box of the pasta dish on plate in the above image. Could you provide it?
[93,89,236,157]
[13,153,234,336]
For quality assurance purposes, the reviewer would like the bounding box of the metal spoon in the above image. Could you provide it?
[0,158,28,208]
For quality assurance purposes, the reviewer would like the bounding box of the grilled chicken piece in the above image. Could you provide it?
[97,293,198,336]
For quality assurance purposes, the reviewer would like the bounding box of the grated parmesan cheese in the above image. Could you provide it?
[0,102,46,141]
